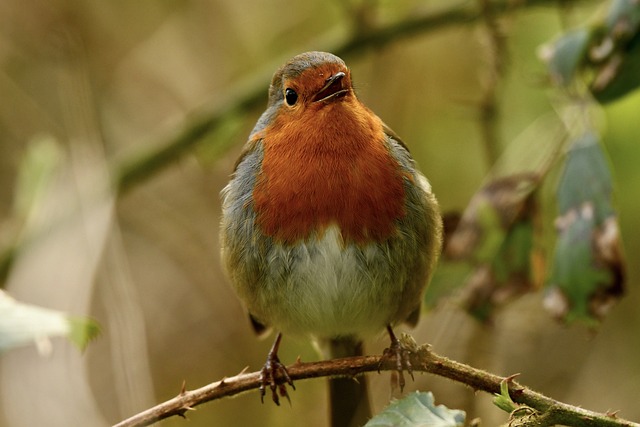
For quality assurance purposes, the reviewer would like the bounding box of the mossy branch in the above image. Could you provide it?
[0,0,595,284]
[112,0,592,194]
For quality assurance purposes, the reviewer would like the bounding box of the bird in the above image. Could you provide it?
[220,51,442,427]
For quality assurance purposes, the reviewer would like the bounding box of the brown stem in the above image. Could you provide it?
[112,344,639,427]
[113,0,594,194]
[0,0,598,284]
[476,0,508,167]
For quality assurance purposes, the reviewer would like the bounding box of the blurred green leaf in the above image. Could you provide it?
[13,134,62,218]
[548,206,610,322]
[492,221,533,284]
[67,317,101,352]
[474,200,506,263]
[2,135,63,286]
[605,0,640,35]
[556,132,613,220]
[0,290,100,354]
[460,216,538,323]
[440,113,566,320]
[365,392,465,427]
[445,174,540,322]
[545,132,625,324]
[540,0,640,101]
[540,28,592,87]
[592,32,640,103]
[467,217,538,321]
[446,174,539,263]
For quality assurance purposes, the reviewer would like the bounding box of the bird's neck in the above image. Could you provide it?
[253,98,406,245]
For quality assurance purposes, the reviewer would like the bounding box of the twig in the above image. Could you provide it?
[0,0,596,283]
[113,0,593,194]
[476,0,508,167]
[113,343,638,427]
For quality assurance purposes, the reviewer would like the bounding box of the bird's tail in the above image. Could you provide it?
[327,337,372,427]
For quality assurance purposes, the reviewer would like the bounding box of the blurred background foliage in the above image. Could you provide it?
[1,0,639,426]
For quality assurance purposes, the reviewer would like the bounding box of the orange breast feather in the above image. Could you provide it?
[252,99,406,244]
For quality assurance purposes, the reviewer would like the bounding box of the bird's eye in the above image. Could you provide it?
[284,88,298,106]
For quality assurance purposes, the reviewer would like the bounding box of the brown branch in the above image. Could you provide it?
[112,342,639,427]
[0,0,596,285]
[476,0,509,167]
[112,0,596,195]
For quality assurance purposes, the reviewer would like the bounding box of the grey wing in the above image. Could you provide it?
[220,141,271,333]
[385,131,443,324]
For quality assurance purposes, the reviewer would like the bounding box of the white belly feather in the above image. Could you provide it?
[257,225,401,338]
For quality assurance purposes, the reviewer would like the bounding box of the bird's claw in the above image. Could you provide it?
[380,326,415,391]
[259,347,295,405]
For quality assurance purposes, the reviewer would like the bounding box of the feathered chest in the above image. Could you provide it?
[252,102,407,244]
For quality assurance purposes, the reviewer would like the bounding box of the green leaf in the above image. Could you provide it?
[546,131,624,324]
[592,33,640,103]
[605,0,640,35]
[556,132,613,221]
[0,290,100,354]
[540,0,640,101]
[493,378,517,413]
[365,392,465,427]
[445,175,540,322]
[441,114,565,320]
[67,317,101,352]
[548,207,611,323]
[492,220,534,285]
[13,134,62,218]
[474,200,506,264]
[540,28,592,86]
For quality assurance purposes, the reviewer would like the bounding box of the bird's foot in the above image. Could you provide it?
[380,326,415,391]
[259,333,295,405]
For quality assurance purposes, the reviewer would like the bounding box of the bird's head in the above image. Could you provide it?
[267,52,354,115]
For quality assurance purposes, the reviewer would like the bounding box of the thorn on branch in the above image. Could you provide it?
[177,405,196,419]
[504,373,524,393]
[112,339,640,427]
[606,410,620,419]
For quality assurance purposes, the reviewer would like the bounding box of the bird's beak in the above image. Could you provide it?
[313,72,349,103]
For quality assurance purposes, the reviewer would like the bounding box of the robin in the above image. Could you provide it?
[220,51,442,427]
